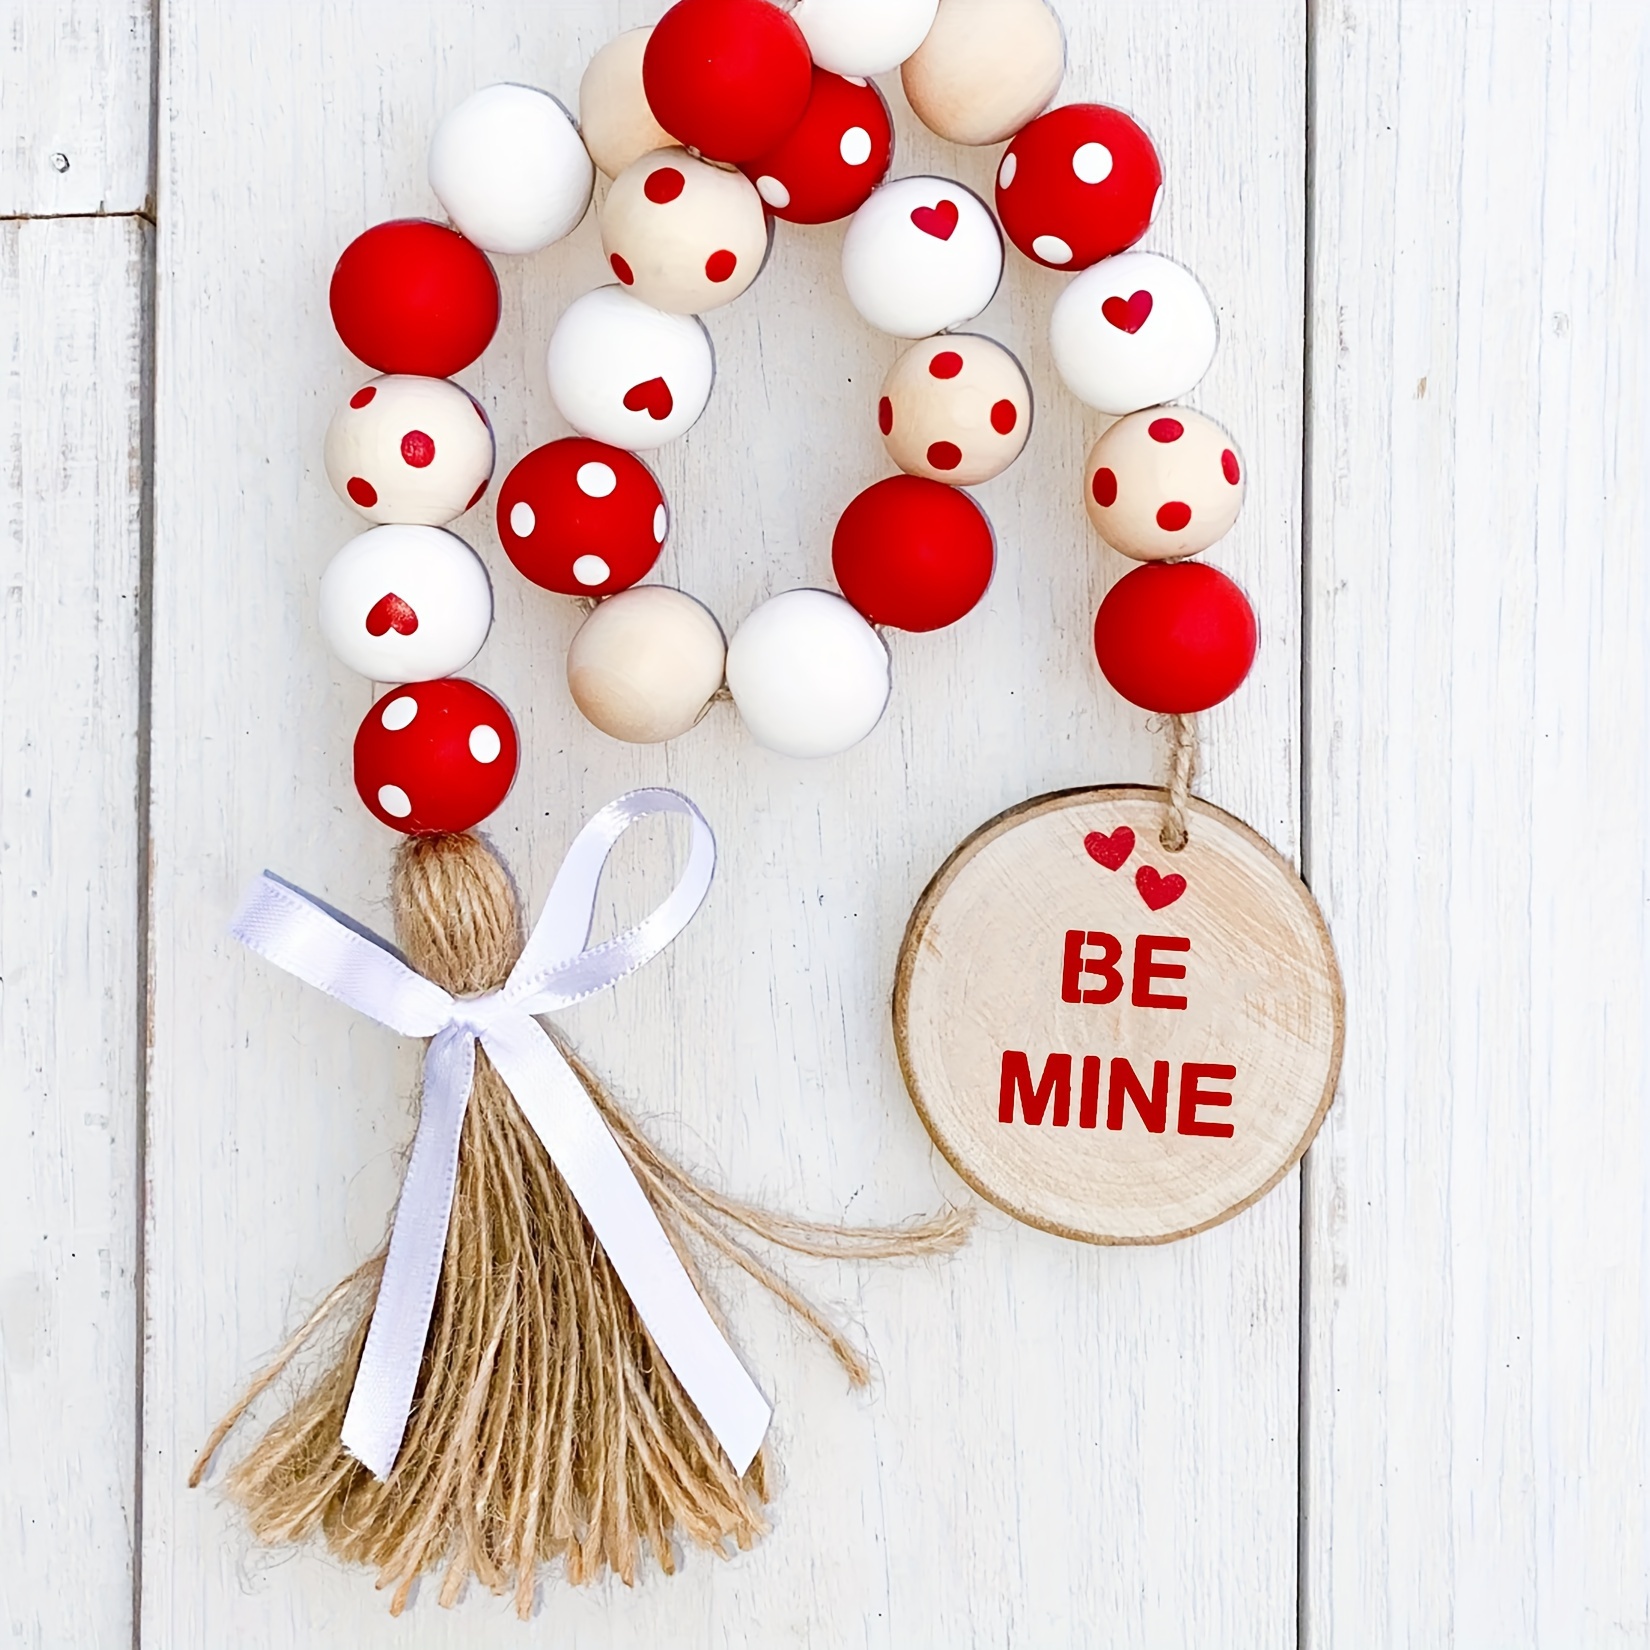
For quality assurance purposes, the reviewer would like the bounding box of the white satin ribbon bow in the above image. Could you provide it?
[229,787,770,1481]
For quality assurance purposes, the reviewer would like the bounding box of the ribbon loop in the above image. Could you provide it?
[231,789,770,1482]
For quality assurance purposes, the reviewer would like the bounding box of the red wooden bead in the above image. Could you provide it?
[497,438,668,596]
[995,104,1162,271]
[740,68,893,224]
[330,219,500,377]
[353,678,519,834]
[642,0,813,163]
[832,475,994,632]
[1092,562,1257,713]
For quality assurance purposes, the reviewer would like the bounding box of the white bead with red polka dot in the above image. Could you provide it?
[1084,407,1246,561]
[840,176,1002,338]
[726,589,891,758]
[790,0,940,75]
[901,0,1065,146]
[879,334,1031,485]
[545,285,715,450]
[579,26,674,180]
[324,375,495,526]
[599,148,770,314]
[427,83,594,256]
[1049,250,1219,416]
[567,586,727,744]
[318,524,494,682]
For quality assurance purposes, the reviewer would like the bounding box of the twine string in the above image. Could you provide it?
[1160,713,1199,852]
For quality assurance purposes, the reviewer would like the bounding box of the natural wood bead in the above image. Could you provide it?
[900,0,1065,146]
[578,27,674,180]
[879,334,1031,484]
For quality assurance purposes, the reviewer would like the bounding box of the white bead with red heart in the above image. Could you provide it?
[879,334,1032,485]
[426,83,594,256]
[318,523,493,682]
[324,375,495,526]
[1084,407,1246,560]
[790,0,940,75]
[578,26,674,180]
[840,176,1002,337]
[726,589,891,758]
[900,0,1066,146]
[600,148,770,314]
[545,285,715,450]
[1049,250,1219,415]
[567,586,727,744]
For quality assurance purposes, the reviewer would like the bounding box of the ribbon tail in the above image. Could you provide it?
[341,1026,477,1480]
[481,1015,772,1475]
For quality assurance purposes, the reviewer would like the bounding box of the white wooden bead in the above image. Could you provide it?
[1049,251,1219,415]
[427,83,594,255]
[324,375,495,526]
[579,27,674,180]
[545,285,715,450]
[727,589,891,758]
[318,524,493,682]
[791,0,940,76]
[600,148,770,314]
[901,0,1065,146]
[841,176,1002,338]
[879,333,1031,484]
[566,586,726,744]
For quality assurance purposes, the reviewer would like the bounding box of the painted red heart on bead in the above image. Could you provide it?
[364,592,419,637]
[1101,289,1154,333]
[1136,865,1186,910]
[623,376,674,420]
[1083,827,1135,870]
[910,199,960,240]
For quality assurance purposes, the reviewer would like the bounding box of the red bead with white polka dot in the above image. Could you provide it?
[354,679,520,834]
[740,67,893,225]
[497,437,669,597]
[994,103,1163,272]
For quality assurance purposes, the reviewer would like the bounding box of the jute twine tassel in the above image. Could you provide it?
[1159,713,1199,852]
[191,831,969,1616]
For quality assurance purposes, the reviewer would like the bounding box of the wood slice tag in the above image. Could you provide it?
[894,787,1343,1243]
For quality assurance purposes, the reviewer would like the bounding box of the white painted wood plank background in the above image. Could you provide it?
[1304,3,1650,1645]
[4,0,1650,1644]
[0,218,149,1647]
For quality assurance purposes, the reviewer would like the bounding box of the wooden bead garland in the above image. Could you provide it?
[194,0,1329,1612]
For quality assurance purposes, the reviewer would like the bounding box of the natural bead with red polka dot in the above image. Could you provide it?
[497,437,668,596]
[579,27,675,180]
[878,335,1031,485]
[841,176,1003,337]
[318,524,494,682]
[741,69,893,226]
[545,286,715,450]
[324,375,495,526]
[901,0,1065,146]
[995,103,1161,272]
[354,678,519,834]
[1050,249,1218,416]
[600,148,770,314]
[1084,407,1245,561]
[567,586,727,744]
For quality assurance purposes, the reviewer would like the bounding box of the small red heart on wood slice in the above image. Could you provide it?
[910,198,960,240]
[364,592,419,637]
[1083,827,1135,869]
[1135,864,1186,910]
[622,376,674,420]
[1101,289,1154,333]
